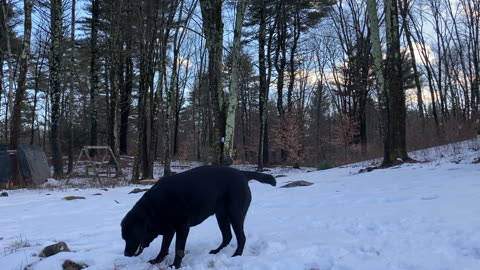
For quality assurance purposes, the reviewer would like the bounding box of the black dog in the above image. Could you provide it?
[121,165,276,268]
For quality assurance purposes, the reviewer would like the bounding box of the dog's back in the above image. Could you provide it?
[147,166,251,225]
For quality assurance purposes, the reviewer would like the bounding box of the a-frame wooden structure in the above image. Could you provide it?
[66,146,122,185]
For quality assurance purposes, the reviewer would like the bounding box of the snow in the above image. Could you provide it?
[1,140,480,270]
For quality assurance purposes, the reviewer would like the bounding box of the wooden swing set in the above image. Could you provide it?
[66,146,122,185]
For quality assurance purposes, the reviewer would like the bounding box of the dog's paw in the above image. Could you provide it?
[149,254,167,265]
[209,249,219,254]
[168,263,181,269]
[148,258,162,264]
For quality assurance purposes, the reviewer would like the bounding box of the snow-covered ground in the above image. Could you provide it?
[1,140,480,270]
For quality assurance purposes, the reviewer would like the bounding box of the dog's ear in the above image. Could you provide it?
[140,213,159,247]
[121,211,134,232]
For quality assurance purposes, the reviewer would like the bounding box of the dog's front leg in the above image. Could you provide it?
[149,230,175,264]
[170,223,190,269]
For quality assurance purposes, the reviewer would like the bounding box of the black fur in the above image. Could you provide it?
[121,165,276,268]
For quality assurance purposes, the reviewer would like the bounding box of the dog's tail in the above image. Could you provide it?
[243,171,276,186]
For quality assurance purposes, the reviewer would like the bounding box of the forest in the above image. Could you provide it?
[1,0,479,182]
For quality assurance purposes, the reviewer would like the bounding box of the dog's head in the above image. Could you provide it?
[121,206,157,257]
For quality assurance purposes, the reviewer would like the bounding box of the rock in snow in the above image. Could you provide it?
[62,196,86,200]
[128,188,150,194]
[280,180,314,188]
[62,260,87,270]
[39,242,70,258]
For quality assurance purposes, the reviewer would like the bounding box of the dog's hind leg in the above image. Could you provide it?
[149,229,174,264]
[230,213,246,257]
[209,210,232,254]
[230,189,251,257]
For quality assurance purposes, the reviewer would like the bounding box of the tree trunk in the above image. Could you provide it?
[7,0,32,186]
[138,54,154,180]
[224,0,247,165]
[164,19,181,177]
[287,3,301,113]
[120,51,133,155]
[274,10,287,117]
[89,0,100,156]
[367,0,390,165]
[274,4,288,162]
[405,25,424,119]
[257,0,267,170]
[1,0,15,143]
[31,48,45,145]
[384,0,409,164]
[199,0,225,165]
[138,0,160,180]
[263,20,276,165]
[108,0,123,170]
[67,0,76,174]
[10,0,33,151]
[0,53,3,141]
[358,37,370,157]
[49,0,64,178]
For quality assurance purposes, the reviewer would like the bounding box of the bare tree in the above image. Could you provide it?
[384,0,409,163]
[256,0,268,170]
[67,0,76,173]
[199,0,225,165]
[49,0,64,178]
[224,0,247,164]
[89,0,100,155]
[399,0,424,119]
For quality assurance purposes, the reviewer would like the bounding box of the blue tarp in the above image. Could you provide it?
[0,144,11,184]
[17,144,50,185]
